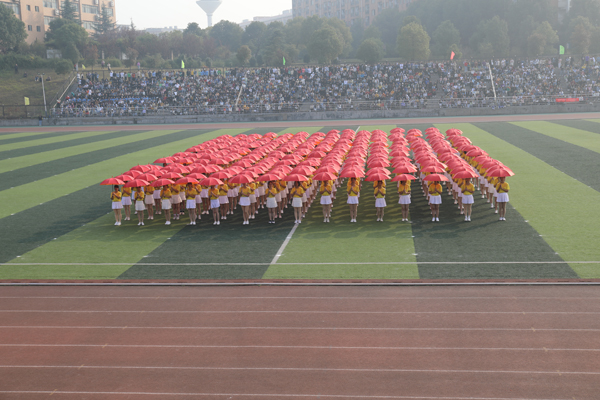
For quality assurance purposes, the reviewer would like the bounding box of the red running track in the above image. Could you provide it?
[0,285,599,399]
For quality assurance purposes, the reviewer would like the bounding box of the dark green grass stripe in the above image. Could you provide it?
[119,207,296,280]
[239,127,287,135]
[550,119,600,133]
[397,123,434,133]
[472,122,600,193]
[0,130,144,160]
[0,130,88,146]
[0,129,211,191]
[0,184,107,264]
[409,182,577,279]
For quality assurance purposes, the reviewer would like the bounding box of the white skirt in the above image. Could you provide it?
[301,193,307,202]
[462,194,474,204]
[429,195,442,205]
[292,197,303,208]
[375,198,387,208]
[228,190,236,198]
[399,195,411,205]
[161,199,172,210]
[145,195,154,205]
[195,195,202,204]
[239,197,251,206]
[112,201,123,210]
[266,197,278,208]
[249,194,257,203]
[153,191,161,200]
[210,199,220,209]
[179,192,186,202]
[347,195,359,205]
[219,195,229,204]
[186,199,196,209]
[121,196,132,206]
[200,189,209,198]
[171,195,182,204]
[320,195,332,205]
[275,192,282,202]
[496,193,509,202]
[258,186,266,196]
[135,200,146,211]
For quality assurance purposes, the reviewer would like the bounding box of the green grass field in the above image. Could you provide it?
[0,118,599,280]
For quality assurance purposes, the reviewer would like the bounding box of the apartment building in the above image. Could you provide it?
[0,0,116,44]
[292,0,420,26]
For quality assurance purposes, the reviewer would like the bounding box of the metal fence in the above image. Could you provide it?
[0,105,47,119]
[42,94,600,119]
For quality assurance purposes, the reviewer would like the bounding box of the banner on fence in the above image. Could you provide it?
[555,98,581,103]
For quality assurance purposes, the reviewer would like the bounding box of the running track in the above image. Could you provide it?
[1,285,599,399]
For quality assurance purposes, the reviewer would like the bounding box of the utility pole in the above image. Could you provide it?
[487,62,497,106]
[40,73,48,115]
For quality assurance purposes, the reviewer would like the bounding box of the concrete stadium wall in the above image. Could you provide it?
[2,103,600,127]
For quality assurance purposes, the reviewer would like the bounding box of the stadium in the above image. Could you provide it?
[1,0,600,398]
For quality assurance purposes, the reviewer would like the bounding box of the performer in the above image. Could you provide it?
[144,183,155,220]
[111,185,122,226]
[121,185,132,221]
[320,180,333,223]
[239,182,252,225]
[374,180,386,222]
[185,183,198,225]
[495,177,510,221]
[160,185,172,225]
[209,185,221,225]
[428,179,442,222]
[347,177,360,223]
[290,181,305,224]
[266,181,278,224]
[397,178,411,222]
[134,186,145,226]
[461,178,475,222]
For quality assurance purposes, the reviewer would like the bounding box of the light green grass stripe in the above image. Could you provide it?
[511,121,600,154]
[0,129,116,152]
[358,125,398,132]
[434,123,600,278]
[2,126,322,279]
[0,128,247,220]
[585,119,600,123]
[0,129,180,174]
[0,130,58,142]
[279,126,325,135]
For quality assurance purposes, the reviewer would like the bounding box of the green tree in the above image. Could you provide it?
[324,18,352,56]
[469,16,510,57]
[209,20,243,52]
[364,25,382,41]
[356,38,385,63]
[0,3,26,54]
[527,21,559,56]
[47,19,88,63]
[93,4,115,37]
[61,0,79,23]
[449,43,462,60]
[183,22,204,37]
[430,20,461,58]
[372,8,403,56]
[54,59,73,74]
[236,44,251,65]
[396,22,430,60]
[307,25,343,63]
[263,27,286,65]
[243,21,267,54]
[569,0,600,25]
[570,17,593,54]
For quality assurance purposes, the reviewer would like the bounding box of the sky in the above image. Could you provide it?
[117,0,292,30]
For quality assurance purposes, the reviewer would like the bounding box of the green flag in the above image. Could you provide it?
[181,60,185,69]
[283,56,286,66]
[559,45,565,55]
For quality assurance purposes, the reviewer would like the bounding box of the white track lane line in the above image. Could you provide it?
[0,391,573,400]
[1,326,599,331]
[1,310,598,314]
[0,344,598,352]
[2,261,598,266]
[1,296,598,300]
[1,365,599,375]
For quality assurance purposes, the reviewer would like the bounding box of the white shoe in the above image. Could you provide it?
[217,221,220,225]
[115,222,119,225]
[465,217,468,221]
[432,217,436,222]
[213,221,216,225]
[165,221,170,225]
[224,216,227,220]
[251,215,255,219]
[255,211,259,214]
[138,222,141,226]
[436,218,439,222]
[141,222,144,226]
[494,210,498,214]
[380,219,383,222]
[117,221,121,225]
[324,219,327,223]
[491,204,494,208]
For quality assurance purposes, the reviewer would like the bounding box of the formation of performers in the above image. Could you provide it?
[105,127,512,226]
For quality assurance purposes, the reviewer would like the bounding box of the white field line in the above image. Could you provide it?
[270,223,299,265]
[1,326,599,332]
[1,310,599,315]
[1,365,599,375]
[1,344,598,352]
[1,261,599,266]
[1,296,599,300]
[0,391,575,400]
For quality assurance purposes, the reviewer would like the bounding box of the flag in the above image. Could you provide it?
[181,60,185,69]
[82,64,86,70]
[559,45,565,55]
[450,51,455,60]
[283,56,286,66]
[24,97,30,105]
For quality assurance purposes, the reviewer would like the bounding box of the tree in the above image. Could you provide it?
[209,20,243,52]
[356,38,385,63]
[469,16,510,58]
[54,59,73,75]
[307,25,343,63]
[570,17,593,54]
[449,43,462,60]
[0,3,26,54]
[93,4,115,38]
[527,21,559,56]
[430,20,461,58]
[324,18,352,56]
[183,22,204,37]
[396,22,431,60]
[236,45,251,65]
[372,8,403,56]
[61,0,79,23]
[47,19,88,63]
[243,21,267,54]
[569,0,600,25]
[263,27,286,65]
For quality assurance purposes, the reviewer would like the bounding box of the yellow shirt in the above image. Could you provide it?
[347,183,360,196]
[428,183,442,196]
[186,188,198,200]
[374,186,386,198]
[134,191,145,201]
[171,184,181,195]
[144,185,154,197]
[291,186,305,198]
[267,187,278,198]
[320,182,332,196]
[496,182,510,193]
[160,188,172,200]
[240,187,251,197]
[122,187,132,196]
[462,183,475,195]
[249,182,256,195]
[218,184,229,196]
[209,187,219,200]
[397,181,411,195]
[111,191,122,202]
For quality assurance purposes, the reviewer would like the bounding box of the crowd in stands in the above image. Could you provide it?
[51,57,600,118]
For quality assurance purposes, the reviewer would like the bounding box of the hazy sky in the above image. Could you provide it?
[117,0,292,30]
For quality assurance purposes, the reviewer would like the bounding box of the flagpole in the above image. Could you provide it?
[487,62,497,106]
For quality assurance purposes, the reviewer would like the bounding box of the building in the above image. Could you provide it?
[145,26,180,35]
[292,0,420,26]
[0,0,116,44]
[239,9,294,29]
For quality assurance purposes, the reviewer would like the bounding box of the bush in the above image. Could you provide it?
[54,59,73,75]
[0,53,60,70]
[105,58,121,68]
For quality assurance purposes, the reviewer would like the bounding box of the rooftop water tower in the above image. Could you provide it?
[196,0,222,27]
